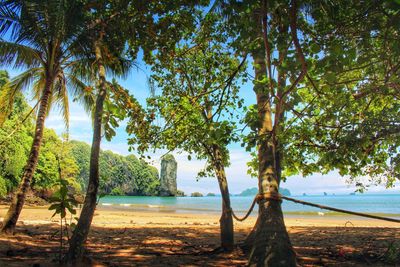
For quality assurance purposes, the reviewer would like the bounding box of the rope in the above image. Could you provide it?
[230,192,284,222]
[231,195,258,222]
[281,196,400,224]
[230,192,287,221]
[228,193,400,224]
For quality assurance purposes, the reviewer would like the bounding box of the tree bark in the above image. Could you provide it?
[241,209,260,253]
[1,77,53,234]
[247,51,296,266]
[65,38,106,262]
[211,144,234,251]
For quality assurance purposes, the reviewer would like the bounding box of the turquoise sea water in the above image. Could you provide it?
[99,194,400,218]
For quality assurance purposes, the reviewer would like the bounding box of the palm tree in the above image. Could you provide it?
[66,7,134,261]
[0,0,92,234]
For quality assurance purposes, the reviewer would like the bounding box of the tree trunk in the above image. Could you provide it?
[241,209,260,253]
[1,78,53,234]
[211,144,234,251]
[65,38,106,262]
[247,51,296,266]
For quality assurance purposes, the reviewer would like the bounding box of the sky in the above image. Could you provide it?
[2,2,398,196]
[6,54,398,197]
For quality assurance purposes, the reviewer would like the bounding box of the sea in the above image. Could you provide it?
[99,194,400,218]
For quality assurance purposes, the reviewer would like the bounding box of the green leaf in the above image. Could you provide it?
[310,43,321,54]
[48,203,59,210]
[325,72,336,83]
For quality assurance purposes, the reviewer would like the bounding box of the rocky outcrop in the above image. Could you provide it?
[159,154,177,196]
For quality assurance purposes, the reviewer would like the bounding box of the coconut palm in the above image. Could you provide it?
[66,8,134,262]
[0,0,93,234]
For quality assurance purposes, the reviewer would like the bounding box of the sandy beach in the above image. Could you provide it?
[1,204,399,266]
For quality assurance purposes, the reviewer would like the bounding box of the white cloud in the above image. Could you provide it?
[47,115,91,123]
[101,142,131,156]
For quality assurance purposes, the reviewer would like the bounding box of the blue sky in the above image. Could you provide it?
[6,54,398,196]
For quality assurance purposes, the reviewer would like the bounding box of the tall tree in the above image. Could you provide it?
[0,0,91,234]
[214,1,305,264]
[285,0,400,191]
[213,0,400,265]
[135,14,246,250]
[65,1,131,260]
[66,0,207,261]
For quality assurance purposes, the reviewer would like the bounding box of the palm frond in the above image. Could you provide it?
[105,56,136,79]
[0,0,21,38]
[30,71,45,102]
[207,0,224,15]
[53,72,69,131]
[0,0,135,135]
[10,66,43,93]
[66,73,94,114]
[0,40,43,68]
[44,83,54,119]
[66,56,97,83]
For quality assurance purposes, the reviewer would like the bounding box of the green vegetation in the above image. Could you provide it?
[0,0,399,265]
[0,74,159,199]
[0,176,7,197]
[191,192,203,197]
[70,141,159,196]
[207,193,216,197]
[211,2,400,264]
[128,13,246,250]
[0,71,32,197]
[0,0,92,234]
[48,178,79,262]
[238,187,291,197]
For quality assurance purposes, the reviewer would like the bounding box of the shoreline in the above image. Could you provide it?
[1,205,399,228]
[97,194,400,218]
[98,202,400,218]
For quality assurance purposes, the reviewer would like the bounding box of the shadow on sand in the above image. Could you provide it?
[0,223,399,266]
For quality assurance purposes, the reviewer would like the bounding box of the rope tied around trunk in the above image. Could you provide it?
[228,193,400,224]
[257,191,282,202]
[229,192,281,222]
[230,195,258,222]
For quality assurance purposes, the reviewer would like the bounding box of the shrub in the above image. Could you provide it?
[110,187,124,196]
[0,176,7,198]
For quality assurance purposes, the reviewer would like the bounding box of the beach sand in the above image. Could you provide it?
[1,204,399,266]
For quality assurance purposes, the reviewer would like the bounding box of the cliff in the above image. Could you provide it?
[159,154,177,196]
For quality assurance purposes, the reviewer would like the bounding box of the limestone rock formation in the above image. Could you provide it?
[159,154,177,196]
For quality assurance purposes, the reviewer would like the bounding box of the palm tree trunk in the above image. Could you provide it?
[247,52,296,266]
[211,144,234,251]
[1,78,53,234]
[65,38,106,262]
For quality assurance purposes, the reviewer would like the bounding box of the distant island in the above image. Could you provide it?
[238,187,291,196]
[191,192,203,197]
